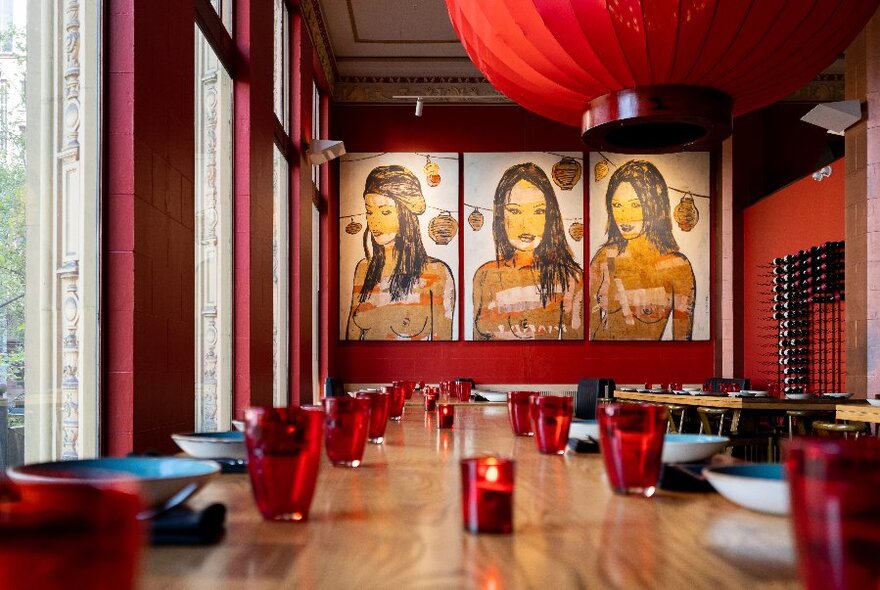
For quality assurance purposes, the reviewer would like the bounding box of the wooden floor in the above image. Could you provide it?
[143,402,800,589]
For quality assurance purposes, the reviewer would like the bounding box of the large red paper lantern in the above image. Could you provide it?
[446,1,879,152]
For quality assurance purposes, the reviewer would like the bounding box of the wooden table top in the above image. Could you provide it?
[614,390,849,411]
[835,402,880,423]
[143,402,799,589]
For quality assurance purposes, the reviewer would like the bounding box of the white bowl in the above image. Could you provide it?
[568,419,598,439]
[703,464,789,515]
[682,386,702,391]
[172,431,246,460]
[742,390,769,397]
[785,393,810,400]
[868,399,880,407]
[822,392,852,399]
[232,419,245,431]
[7,457,220,511]
[661,434,729,464]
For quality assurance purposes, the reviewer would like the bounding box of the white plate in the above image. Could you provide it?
[822,392,852,399]
[868,399,880,407]
[682,386,702,391]
[742,390,769,396]
[785,393,810,400]
[568,419,598,440]
[617,387,637,392]
[672,390,690,395]
[703,464,789,515]
[172,431,246,460]
[232,419,245,431]
[7,457,220,511]
[662,434,729,464]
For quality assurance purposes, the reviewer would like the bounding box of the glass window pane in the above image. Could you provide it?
[195,26,233,431]
[273,0,289,132]
[210,0,233,36]
[18,0,100,464]
[273,146,289,406]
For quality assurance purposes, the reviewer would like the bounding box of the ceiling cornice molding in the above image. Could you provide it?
[333,78,509,103]
[783,74,844,103]
[301,0,337,91]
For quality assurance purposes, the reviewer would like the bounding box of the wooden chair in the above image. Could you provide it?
[786,410,834,439]
[812,421,869,439]
[666,404,688,433]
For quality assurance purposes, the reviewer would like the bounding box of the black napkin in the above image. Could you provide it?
[659,464,715,493]
[567,437,600,454]
[150,503,226,545]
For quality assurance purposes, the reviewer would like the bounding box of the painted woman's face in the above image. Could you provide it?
[610,182,644,240]
[504,179,546,251]
[365,193,399,246]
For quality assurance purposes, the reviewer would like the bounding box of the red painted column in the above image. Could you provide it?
[105,0,195,454]
[233,0,275,414]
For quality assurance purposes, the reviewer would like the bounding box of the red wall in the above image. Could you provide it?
[741,158,845,389]
[326,104,716,385]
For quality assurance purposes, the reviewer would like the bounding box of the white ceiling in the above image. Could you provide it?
[311,0,843,105]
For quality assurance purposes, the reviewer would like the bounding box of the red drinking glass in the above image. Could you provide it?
[530,395,573,454]
[670,382,682,391]
[355,390,391,443]
[597,403,667,497]
[324,396,371,467]
[384,385,406,421]
[438,403,455,429]
[244,406,325,521]
[644,382,654,390]
[507,391,536,436]
[785,437,880,590]
[456,380,473,402]
[424,393,438,411]
[460,457,515,534]
[0,480,144,590]
[394,380,416,400]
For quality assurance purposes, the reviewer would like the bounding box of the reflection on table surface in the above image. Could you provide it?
[143,403,798,590]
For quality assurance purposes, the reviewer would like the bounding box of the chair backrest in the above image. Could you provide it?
[575,378,615,420]
[324,377,346,397]
[706,377,750,392]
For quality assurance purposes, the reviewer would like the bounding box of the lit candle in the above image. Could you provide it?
[437,403,454,428]
[460,457,514,534]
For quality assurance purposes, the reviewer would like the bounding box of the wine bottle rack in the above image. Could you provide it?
[762,241,845,394]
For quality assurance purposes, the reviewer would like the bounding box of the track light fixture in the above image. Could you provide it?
[415,97,424,117]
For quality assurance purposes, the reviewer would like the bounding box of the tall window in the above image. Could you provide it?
[311,81,321,397]
[272,0,290,407]
[194,19,233,431]
[0,0,13,54]
[19,0,101,464]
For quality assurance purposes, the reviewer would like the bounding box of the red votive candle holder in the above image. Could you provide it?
[323,396,371,467]
[437,403,455,428]
[0,481,143,590]
[244,406,325,521]
[384,385,406,421]
[507,391,536,436]
[424,393,438,411]
[597,403,667,497]
[530,395,573,454]
[460,456,515,534]
[394,380,416,400]
[785,437,880,590]
[455,380,472,402]
[355,390,391,443]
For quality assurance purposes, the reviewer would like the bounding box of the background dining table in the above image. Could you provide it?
[143,403,801,589]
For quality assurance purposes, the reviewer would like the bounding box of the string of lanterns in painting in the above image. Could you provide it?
[339,152,460,246]
[594,152,708,233]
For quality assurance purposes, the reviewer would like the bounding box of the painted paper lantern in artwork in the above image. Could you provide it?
[551,157,582,190]
[468,208,485,231]
[429,211,458,245]
[568,221,584,242]
[345,220,363,235]
[445,0,879,152]
[424,161,441,187]
[674,194,700,232]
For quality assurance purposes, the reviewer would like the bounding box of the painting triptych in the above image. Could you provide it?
[339,151,710,342]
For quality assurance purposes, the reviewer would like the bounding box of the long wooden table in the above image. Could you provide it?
[613,390,847,411]
[836,403,880,424]
[143,403,799,589]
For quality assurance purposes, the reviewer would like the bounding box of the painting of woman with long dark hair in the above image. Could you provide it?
[471,162,584,340]
[589,158,702,340]
[344,164,456,340]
